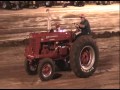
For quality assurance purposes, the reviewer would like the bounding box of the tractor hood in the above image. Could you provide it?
[29,32,72,42]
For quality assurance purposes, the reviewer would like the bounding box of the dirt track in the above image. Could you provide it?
[0,4,119,89]
[0,36,119,89]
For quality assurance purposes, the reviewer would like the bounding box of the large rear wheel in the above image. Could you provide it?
[70,35,99,78]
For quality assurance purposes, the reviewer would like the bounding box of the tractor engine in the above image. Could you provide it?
[40,40,70,59]
[25,32,72,60]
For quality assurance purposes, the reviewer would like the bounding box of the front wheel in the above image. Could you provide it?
[24,59,38,75]
[38,58,55,81]
[70,35,99,78]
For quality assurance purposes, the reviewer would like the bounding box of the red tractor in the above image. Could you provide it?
[24,24,99,81]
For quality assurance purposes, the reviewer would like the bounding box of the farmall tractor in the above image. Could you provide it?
[24,10,99,81]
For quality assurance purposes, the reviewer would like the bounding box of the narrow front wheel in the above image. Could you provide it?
[38,58,55,81]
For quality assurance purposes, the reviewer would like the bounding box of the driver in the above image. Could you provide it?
[79,14,91,35]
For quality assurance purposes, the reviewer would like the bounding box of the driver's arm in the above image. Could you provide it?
[79,20,88,28]
[79,24,85,28]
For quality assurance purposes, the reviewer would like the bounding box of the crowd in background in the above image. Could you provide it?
[0,1,119,10]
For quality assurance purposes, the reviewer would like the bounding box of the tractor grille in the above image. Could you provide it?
[29,38,36,53]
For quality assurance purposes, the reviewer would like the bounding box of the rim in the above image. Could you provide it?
[42,63,52,78]
[79,46,95,71]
